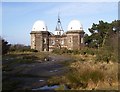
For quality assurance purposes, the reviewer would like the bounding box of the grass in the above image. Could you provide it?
[2,53,37,72]
[68,60,118,90]
[65,68,103,89]
[55,84,67,90]
[3,51,50,65]
[47,76,63,86]
[47,56,118,90]
[47,67,103,89]
[60,59,76,67]
[34,52,49,61]
[2,51,118,90]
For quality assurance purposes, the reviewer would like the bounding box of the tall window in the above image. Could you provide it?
[44,38,46,44]
[69,38,72,43]
[81,37,83,43]
[61,40,64,45]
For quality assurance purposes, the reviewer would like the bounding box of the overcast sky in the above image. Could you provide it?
[1,1,118,45]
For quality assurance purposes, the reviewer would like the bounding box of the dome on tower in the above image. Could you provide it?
[32,20,47,31]
[67,20,83,31]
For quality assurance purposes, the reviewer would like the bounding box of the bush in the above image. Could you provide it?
[52,48,70,54]
[95,48,112,63]
[67,68,103,83]
[52,47,99,57]
[96,53,111,63]
[30,49,38,52]
[66,68,104,89]
[80,48,97,55]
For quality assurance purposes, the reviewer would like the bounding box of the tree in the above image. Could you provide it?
[1,37,11,55]
[84,20,120,62]
[85,20,119,48]
[9,44,31,52]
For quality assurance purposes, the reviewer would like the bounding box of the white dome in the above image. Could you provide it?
[32,20,47,31]
[67,20,83,31]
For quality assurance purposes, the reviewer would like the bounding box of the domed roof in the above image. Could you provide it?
[67,20,83,31]
[32,20,47,31]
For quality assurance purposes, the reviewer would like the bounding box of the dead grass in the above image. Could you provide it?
[69,57,118,90]
[47,55,118,90]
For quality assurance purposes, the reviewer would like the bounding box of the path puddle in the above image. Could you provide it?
[39,79,44,82]
[32,84,68,90]
[49,69,58,73]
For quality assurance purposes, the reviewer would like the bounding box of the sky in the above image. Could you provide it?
[1,1,119,45]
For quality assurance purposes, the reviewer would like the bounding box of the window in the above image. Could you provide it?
[81,38,83,43]
[61,40,64,45]
[44,38,47,44]
[59,32,61,35]
[69,38,71,43]
[44,48,46,51]
[32,38,35,42]
[51,40,55,45]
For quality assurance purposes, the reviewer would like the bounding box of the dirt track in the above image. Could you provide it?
[3,54,72,90]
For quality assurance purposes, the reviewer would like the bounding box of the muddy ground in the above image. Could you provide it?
[2,54,72,90]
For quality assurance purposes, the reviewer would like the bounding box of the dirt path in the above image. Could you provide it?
[3,54,72,90]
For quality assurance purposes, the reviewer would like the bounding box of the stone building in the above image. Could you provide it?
[30,16,85,51]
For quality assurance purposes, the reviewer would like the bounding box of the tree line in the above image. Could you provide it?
[1,37,37,55]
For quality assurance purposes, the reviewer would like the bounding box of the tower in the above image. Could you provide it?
[55,14,64,35]
[30,20,49,51]
[66,20,85,50]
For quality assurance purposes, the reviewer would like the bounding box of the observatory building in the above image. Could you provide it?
[30,16,85,51]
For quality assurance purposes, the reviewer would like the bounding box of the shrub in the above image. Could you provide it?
[52,47,98,56]
[52,48,70,54]
[80,48,97,55]
[66,68,104,89]
[30,49,38,52]
[95,48,112,63]
[95,53,111,63]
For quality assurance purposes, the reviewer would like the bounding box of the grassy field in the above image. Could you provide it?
[47,54,119,90]
[2,51,119,91]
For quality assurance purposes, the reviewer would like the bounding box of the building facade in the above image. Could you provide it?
[30,16,85,51]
